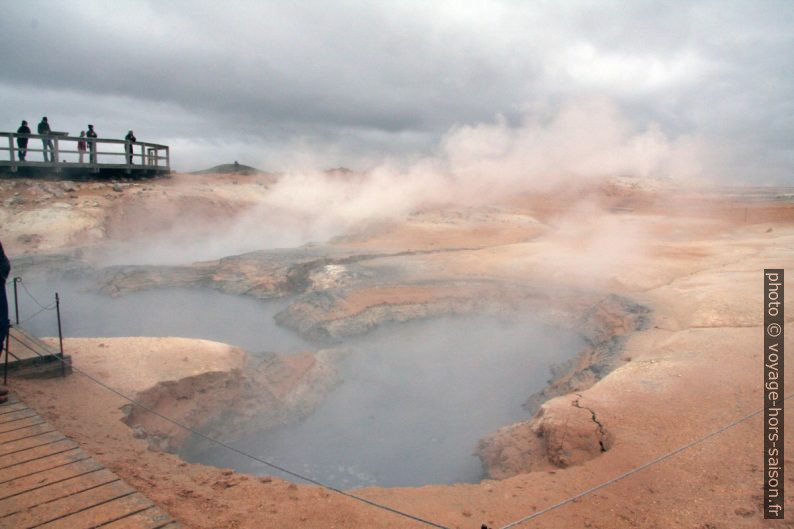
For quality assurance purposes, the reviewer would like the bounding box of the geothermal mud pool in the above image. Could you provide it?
[16,278,583,488]
[17,281,310,354]
[182,314,583,488]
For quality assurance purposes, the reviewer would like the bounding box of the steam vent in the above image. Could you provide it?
[3,3,794,528]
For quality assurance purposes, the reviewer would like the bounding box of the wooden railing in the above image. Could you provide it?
[0,131,170,174]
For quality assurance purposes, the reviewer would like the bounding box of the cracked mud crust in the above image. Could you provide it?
[571,394,612,454]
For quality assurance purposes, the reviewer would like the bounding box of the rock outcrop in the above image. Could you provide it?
[478,394,613,478]
[477,294,649,478]
[123,348,346,453]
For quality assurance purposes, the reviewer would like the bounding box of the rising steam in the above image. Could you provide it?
[100,99,712,265]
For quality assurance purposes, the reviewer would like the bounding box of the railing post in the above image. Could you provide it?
[8,135,16,173]
[53,137,60,169]
[55,292,65,377]
[12,277,19,325]
[3,319,9,386]
[91,138,97,172]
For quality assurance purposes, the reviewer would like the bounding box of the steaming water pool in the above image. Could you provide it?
[12,280,582,488]
[183,314,583,488]
[15,281,311,354]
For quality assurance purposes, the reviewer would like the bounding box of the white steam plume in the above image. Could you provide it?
[103,99,714,264]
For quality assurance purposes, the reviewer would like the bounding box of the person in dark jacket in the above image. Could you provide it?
[38,116,53,162]
[124,130,136,164]
[16,120,30,161]
[86,124,97,164]
[0,240,10,403]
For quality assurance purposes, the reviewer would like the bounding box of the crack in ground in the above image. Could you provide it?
[572,394,609,452]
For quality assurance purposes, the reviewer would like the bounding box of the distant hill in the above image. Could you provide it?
[191,164,362,180]
[191,162,264,175]
[324,167,365,181]
[324,167,354,177]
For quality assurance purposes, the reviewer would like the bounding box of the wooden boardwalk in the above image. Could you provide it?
[4,327,71,379]
[0,131,170,178]
[0,393,180,529]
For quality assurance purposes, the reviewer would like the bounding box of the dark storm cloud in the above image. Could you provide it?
[1,1,793,178]
[2,2,527,131]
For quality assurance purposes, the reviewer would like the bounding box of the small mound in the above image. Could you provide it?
[191,162,265,175]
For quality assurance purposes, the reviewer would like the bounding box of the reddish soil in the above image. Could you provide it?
[5,175,794,528]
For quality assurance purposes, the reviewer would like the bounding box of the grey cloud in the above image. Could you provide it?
[1,1,793,179]
[2,2,528,132]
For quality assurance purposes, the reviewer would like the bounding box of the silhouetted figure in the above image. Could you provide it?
[38,117,53,162]
[16,120,30,161]
[86,124,97,164]
[78,131,87,163]
[0,240,10,403]
[124,130,136,164]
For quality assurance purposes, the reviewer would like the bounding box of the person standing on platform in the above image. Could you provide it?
[124,130,136,164]
[37,117,53,162]
[16,120,30,161]
[86,124,97,164]
[78,131,87,163]
[0,240,10,404]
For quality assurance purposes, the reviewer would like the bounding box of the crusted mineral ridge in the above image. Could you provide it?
[93,245,479,298]
[96,247,339,298]
[477,294,650,479]
[523,294,651,414]
[272,279,566,344]
[122,348,348,454]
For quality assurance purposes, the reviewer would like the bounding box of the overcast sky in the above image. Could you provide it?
[1,0,792,180]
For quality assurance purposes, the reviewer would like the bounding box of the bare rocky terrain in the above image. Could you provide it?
[3,172,794,528]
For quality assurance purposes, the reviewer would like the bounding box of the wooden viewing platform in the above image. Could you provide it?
[0,393,181,528]
[0,132,169,178]
[4,327,73,379]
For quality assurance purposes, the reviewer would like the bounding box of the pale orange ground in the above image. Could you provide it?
[40,337,246,396]
[5,177,794,529]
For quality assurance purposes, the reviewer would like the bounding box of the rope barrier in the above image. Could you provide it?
[7,332,40,355]
[17,302,56,325]
[17,278,53,310]
[15,336,452,529]
[497,393,794,529]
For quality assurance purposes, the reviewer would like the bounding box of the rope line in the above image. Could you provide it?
[17,278,53,310]
[16,340,451,529]
[8,333,40,355]
[498,393,794,529]
[17,303,56,325]
[7,331,59,358]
